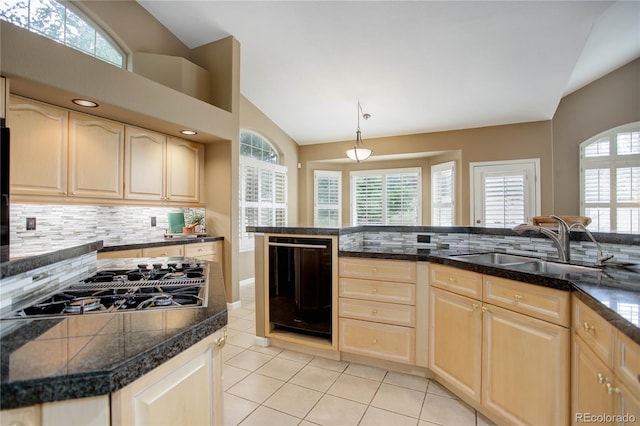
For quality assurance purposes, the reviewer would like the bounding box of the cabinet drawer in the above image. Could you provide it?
[142,245,183,257]
[483,275,569,327]
[98,248,142,259]
[339,318,415,365]
[339,258,416,283]
[573,297,615,368]
[339,278,415,305]
[184,242,216,258]
[339,298,415,327]
[430,264,482,300]
[616,332,640,397]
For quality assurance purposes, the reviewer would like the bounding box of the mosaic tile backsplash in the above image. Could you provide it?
[9,203,206,258]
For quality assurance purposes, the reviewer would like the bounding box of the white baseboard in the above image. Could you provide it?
[254,336,270,347]
[240,277,255,287]
[226,300,242,310]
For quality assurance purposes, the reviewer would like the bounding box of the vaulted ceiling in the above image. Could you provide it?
[138,1,640,145]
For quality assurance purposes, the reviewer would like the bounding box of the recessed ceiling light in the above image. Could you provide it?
[180,130,198,135]
[72,99,99,108]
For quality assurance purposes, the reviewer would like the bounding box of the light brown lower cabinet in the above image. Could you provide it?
[429,264,569,425]
[98,241,221,263]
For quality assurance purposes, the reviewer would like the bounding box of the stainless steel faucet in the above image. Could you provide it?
[512,221,568,262]
[568,222,614,267]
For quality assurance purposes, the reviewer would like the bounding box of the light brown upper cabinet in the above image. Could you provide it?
[8,96,69,196]
[68,112,124,199]
[9,97,124,199]
[125,127,203,203]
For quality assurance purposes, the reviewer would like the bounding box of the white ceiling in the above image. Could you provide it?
[138,1,640,145]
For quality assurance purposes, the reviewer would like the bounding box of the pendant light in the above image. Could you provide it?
[346,101,372,162]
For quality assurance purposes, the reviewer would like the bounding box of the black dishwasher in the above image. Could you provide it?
[268,236,332,339]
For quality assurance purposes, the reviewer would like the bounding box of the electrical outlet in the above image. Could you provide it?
[150,216,157,227]
[26,217,36,230]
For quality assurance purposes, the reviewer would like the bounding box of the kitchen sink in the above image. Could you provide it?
[510,261,601,276]
[455,252,539,266]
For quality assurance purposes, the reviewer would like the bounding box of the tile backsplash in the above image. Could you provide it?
[10,203,205,258]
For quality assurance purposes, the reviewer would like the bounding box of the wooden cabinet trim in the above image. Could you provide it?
[339,257,417,283]
[339,297,416,327]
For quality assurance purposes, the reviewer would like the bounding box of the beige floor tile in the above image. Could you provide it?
[242,302,256,311]
[343,363,387,382]
[370,383,426,419]
[383,370,429,392]
[290,365,341,392]
[227,373,285,404]
[263,383,323,418]
[305,394,367,426]
[327,373,381,404]
[227,330,259,348]
[426,380,458,399]
[228,307,255,319]
[420,393,476,426]
[360,406,419,426]
[256,357,305,381]
[222,344,246,362]
[223,364,251,390]
[223,393,258,426]
[227,318,255,332]
[308,356,349,372]
[226,349,274,371]
[239,406,300,426]
[249,345,283,357]
[277,349,314,364]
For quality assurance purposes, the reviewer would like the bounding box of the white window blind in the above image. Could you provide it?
[431,161,455,226]
[351,168,421,226]
[239,131,287,250]
[581,122,640,233]
[314,170,341,227]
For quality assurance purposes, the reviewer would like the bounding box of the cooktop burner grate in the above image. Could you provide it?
[67,278,206,291]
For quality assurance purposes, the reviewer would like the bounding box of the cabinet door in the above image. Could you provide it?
[8,96,68,196]
[572,334,616,425]
[482,303,569,426]
[124,126,166,200]
[166,137,203,203]
[184,242,218,262]
[428,287,482,403]
[68,112,124,199]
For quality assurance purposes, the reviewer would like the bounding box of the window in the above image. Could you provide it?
[314,170,341,227]
[471,159,540,228]
[1,0,125,67]
[239,131,287,250]
[351,168,421,226]
[431,161,455,226]
[581,122,640,233]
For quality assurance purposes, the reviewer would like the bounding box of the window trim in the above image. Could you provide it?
[350,167,422,226]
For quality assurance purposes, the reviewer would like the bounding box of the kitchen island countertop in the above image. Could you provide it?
[0,257,228,410]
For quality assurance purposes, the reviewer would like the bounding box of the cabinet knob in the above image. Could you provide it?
[372,268,378,273]
[372,338,377,344]
[597,373,606,384]
[372,310,377,315]
[583,322,596,333]
[372,288,378,294]
[514,294,523,302]
[63,191,67,196]
[215,327,228,349]
[448,277,456,283]
[606,382,620,394]
[472,303,479,311]
[481,306,489,313]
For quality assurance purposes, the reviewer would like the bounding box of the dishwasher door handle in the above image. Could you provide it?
[267,242,328,249]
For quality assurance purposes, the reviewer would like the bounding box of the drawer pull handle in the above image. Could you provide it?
[372,310,377,315]
[514,294,523,302]
[372,338,377,344]
[481,306,489,313]
[597,373,606,384]
[448,277,456,283]
[472,303,479,311]
[373,268,378,273]
[583,322,596,332]
[372,288,378,294]
[606,383,620,394]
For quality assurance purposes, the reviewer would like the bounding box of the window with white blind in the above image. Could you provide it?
[314,170,341,227]
[471,159,539,228]
[581,122,640,233]
[239,131,287,250]
[431,161,455,226]
[351,168,421,226]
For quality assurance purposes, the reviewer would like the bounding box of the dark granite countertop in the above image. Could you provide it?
[99,235,224,253]
[0,258,228,410]
[339,247,640,346]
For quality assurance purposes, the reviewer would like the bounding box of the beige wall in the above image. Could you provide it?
[552,58,640,215]
[299,121,553,226]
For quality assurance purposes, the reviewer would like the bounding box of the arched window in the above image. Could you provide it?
[1,0,125,68]
[239,131,287,249]
[580,122,640,233]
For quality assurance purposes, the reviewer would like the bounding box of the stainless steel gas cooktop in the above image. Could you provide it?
[5,261,209,319]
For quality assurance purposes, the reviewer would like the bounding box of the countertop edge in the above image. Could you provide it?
[99,236,224,253]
